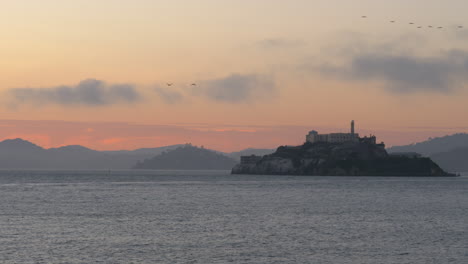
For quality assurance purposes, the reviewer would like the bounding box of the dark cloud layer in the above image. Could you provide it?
[8,79,141,106]
[199,74,275,103]
[319,49,468,93]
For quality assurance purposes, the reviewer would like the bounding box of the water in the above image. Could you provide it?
[0,170,466,264]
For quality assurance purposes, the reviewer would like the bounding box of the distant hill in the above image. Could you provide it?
[387,133,468,156]
[0,138,182,170]
[227,148,275,161]
[0,139,48,169]
[0,138,44,153]
[430,147,468,172]
[0,138,274,170]
[133,145,238,170]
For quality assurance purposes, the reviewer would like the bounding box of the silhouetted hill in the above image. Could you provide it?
[96,145,184,169]
[47,145,120,170]
[227,148,275,161]
[0,138,44,153]
[0,139,47,168]
[387,133,468,156]
[133,145,238,170]
[0,138,277,170]
[430,147,468,172]
[0,138,185,170]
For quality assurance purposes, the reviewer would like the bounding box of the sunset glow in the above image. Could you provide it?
[2,0,468,151]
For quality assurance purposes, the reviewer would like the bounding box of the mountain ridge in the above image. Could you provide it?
[387,133,468,156]
[0,138,184,170]
[0,138,266,170]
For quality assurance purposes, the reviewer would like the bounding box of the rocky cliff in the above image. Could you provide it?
[232,142,454,177]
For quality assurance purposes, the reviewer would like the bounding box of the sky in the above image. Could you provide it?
[1,0,468,151]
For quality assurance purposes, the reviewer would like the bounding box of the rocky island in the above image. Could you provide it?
[232,121,455,177]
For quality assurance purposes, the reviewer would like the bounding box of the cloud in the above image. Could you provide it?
[198,74,276,103]
[8,79,141,107]
[304,30,468,94]
[154,86,184,104]
[317,49,468,93]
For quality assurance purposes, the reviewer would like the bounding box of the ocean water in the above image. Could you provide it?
[0,170,466,264]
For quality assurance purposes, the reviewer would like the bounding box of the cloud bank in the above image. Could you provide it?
[198,74,275,103]
[8,79,141,107]
[309,31,468,94]
[318,49,468,93]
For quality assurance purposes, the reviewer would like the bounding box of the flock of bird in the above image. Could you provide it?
[163,17,464,88]
[361,16,463,30]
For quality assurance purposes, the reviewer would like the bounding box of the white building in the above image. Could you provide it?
[306,121,360,143]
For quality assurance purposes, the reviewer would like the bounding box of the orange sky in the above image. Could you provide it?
[0,119,464,152]
[1,1,468,151]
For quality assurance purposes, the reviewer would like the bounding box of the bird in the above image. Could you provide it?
[191,83,197,86]
[390,20,395,23]
[409,22,414,25]
[166,83,173,86]
[458,26,463,28]
[417,26,422,28]
[361,16,367,18]
[428,25,433,28]
[438,26,443,29]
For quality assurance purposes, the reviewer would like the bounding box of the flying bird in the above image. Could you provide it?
[438,26,443,29]
[417,26,422,28]
[428,25,433,28]
[390,21,395,23]
[409,22,414,25]
[191,83,197,86]
[458,26,463,28]
[166,83,173,86]
[361,16,367,18]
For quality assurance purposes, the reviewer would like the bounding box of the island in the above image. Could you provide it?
[133,144,237,170]
[232,121,455,177]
